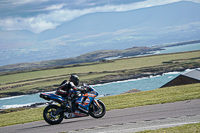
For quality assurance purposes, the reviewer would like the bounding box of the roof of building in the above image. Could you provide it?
[181,69,200,81]
[160,69,200,88]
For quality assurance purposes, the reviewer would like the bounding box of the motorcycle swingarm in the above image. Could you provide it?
[55,107,64,115]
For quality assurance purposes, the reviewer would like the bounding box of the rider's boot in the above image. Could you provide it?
[68,98,73,113]
[61,98,70,110]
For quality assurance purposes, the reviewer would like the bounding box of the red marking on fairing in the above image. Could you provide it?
[67,93,71,97]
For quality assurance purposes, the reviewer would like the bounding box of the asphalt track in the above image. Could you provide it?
[1,99,200,133]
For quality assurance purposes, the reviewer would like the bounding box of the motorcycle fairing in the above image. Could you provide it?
[75,92,97,110]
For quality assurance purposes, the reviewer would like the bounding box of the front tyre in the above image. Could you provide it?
[89,100,106,118]
[43,105,63,125]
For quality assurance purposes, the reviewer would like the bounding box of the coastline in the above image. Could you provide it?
[0,65,197,99]
[0,40,199,74]
[0,50,200,99]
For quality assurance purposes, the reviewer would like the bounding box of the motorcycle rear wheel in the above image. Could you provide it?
[89,100,106,118]
[43,105,64,125]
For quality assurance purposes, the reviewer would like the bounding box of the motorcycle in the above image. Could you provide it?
[39,83,106,125]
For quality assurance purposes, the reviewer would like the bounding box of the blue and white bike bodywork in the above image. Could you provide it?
[40,83,106,125]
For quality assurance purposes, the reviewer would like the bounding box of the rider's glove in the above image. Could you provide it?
[81,88,87,94]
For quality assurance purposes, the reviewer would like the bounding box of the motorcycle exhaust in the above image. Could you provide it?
[40,93,50,101]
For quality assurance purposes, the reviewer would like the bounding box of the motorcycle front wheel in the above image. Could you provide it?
[43,105,64,125]
[89,100,106,118]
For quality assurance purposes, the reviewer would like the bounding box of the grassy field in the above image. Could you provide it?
[138,122,200,133]
[1,51,200,84]
[0,83,200,127]
[0,50,200,84]
[0,50,200,97]
[100,83,200,111]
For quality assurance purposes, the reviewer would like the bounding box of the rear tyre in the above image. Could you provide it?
[89,100,106,118]
[43,105,64,125]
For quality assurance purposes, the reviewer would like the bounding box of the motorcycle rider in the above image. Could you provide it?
[56,75,86,111]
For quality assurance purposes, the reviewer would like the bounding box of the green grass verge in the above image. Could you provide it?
[100,83,200,111]
[138,122,200,133]
[0,83,200,127]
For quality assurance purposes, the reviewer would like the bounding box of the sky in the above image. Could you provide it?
[0,0,200,33]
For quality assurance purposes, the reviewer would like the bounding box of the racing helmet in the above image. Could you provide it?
[69,75,79,86]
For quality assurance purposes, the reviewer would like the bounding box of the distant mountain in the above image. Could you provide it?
[39,1,200,41]
[0,1,200,66]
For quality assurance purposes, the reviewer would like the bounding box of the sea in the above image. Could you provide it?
[0,43,200,109]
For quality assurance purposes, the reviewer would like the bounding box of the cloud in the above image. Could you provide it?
[43,3,66,11]
[9,0,49,5]
[0,0,200,33]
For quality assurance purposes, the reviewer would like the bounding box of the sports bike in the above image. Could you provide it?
[39,83,106,125]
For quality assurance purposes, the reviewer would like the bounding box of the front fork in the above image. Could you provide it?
[93,99,100,107]
[92,99,102,112]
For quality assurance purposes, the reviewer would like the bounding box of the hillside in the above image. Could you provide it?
[1,39,199,73]
[0,46,161,73]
